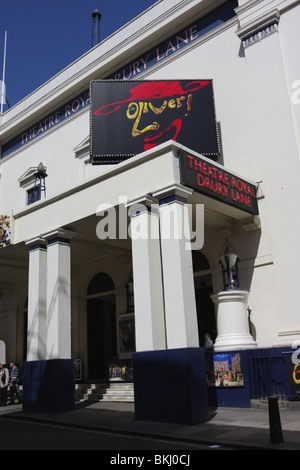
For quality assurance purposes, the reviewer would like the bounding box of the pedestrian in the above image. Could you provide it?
[204,332,214,351]
[0,363,9,406]
[9,361,22,405]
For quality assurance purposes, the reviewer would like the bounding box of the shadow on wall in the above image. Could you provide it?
[231,228,262,342]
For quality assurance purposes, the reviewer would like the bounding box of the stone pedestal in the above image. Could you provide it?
[211,290,257,351]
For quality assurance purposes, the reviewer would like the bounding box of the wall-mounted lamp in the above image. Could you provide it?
[34,162,47,198]
[126,277,134,313]
[219,239,240,291]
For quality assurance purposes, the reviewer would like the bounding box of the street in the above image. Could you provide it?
[0,414,227,451]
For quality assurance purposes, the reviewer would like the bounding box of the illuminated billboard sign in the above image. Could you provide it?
[90,79,219,164]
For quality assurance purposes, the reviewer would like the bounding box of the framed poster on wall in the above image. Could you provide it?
[206,352,244,387]
[283,352,300,398]
[119,317,135,353]
[74,359,82,381]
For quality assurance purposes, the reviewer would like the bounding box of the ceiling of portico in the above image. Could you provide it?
[64,191,257,269]
[63,213,132,270]
[0,243,28,295]
[187,190,257,227]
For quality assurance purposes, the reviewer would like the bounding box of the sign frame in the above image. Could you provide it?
[179,150,259,215]
[90,79,220,164]
[206,352,244,388]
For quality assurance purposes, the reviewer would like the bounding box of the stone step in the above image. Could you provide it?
[108,384,134,390]
[106,383,134,389]
[75,383,107,403]
[101,383,134,403]
[102,396,134,402]
[75,382,135,404]
[11,382,135,405]
[104,392,134,399]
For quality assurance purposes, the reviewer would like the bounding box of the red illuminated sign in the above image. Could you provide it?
[180,151,258,215]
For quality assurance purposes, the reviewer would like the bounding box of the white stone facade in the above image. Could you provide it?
[0,0,299,377]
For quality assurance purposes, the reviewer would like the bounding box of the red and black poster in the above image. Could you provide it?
[90,79,219,164]
[283,352,300,398]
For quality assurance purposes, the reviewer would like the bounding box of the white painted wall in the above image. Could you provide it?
[0,0,300,359]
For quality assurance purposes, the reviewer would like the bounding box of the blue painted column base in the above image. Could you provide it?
[133,348,209,425]
[22,359,75,413]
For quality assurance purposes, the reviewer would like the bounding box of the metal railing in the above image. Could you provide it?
[248,351,287,399]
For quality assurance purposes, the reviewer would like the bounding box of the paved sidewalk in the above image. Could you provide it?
[1,401,300,450]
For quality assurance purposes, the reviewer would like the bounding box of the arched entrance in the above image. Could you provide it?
[192,251,216,347]
[86,273,117,378]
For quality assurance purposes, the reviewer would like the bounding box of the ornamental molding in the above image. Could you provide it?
[18,165,47,188]
[236,9,280,47]
[215,226,233,238]
[73,136,90,159]
[240,215,261,232]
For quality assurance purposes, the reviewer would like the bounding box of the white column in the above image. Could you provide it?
[0,341,5,363]
[25,237,47,361]
[43,228,75,359]
[153,184,199,349]
[211,290,257,351]
[128,196,166,352]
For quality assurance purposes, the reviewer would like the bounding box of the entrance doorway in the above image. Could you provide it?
[192,251,216,346]
[86,273,117,378]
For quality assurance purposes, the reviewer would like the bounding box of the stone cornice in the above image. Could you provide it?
[236,8,280,47]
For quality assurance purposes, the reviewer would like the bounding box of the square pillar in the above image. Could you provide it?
[43,228,75,359]
[23,229,75,413]
[25,237,47,361]
[153,185,199,349]
[130,188,209,425]
[127,196,166,351]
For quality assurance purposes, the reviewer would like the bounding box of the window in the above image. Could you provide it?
[18,163,47,206]
[27,185,41,205]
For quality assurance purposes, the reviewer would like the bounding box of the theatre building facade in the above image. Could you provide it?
[1,0,300,416]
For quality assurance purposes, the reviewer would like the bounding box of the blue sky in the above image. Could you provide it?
[0,0,158,109]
